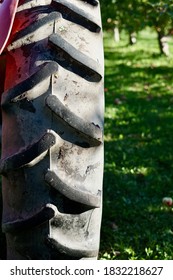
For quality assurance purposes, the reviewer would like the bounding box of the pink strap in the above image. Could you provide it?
[0,0,19,54]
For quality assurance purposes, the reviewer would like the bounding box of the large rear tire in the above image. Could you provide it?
[0,0,104,259]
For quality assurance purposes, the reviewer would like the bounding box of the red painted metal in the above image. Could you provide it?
[0,0,19,55]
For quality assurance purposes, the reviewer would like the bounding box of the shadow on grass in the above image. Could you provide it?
[100,104,173,259]
[100,31,173,259]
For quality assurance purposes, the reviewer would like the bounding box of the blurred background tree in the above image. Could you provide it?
[101,0,173,56]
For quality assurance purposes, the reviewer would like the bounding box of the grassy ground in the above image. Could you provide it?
[99,28,173,260]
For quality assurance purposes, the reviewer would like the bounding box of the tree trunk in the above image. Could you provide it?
[114,26,120,43]
[129,32,137,45]
[157,31,169,56]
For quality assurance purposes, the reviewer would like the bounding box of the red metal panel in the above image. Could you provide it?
[0,0,19,55]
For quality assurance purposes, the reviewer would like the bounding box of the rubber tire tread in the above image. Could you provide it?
[1,0,104,260]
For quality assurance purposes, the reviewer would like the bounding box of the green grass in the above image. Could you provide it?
[100,28,173,260]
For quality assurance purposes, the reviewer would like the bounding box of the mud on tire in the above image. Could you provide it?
[0,0,104,259]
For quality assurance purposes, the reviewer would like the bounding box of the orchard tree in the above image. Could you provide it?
[101,0,173,55]
[101,0,147,44]
[144,0,173,56]
[101,0,149,44]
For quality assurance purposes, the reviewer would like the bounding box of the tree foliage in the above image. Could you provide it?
[101,0,173,35]
[145,0,173,35]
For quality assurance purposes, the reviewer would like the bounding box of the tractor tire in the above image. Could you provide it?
[0,0,104,259]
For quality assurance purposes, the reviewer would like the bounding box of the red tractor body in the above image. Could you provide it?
[0,0,19,55]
